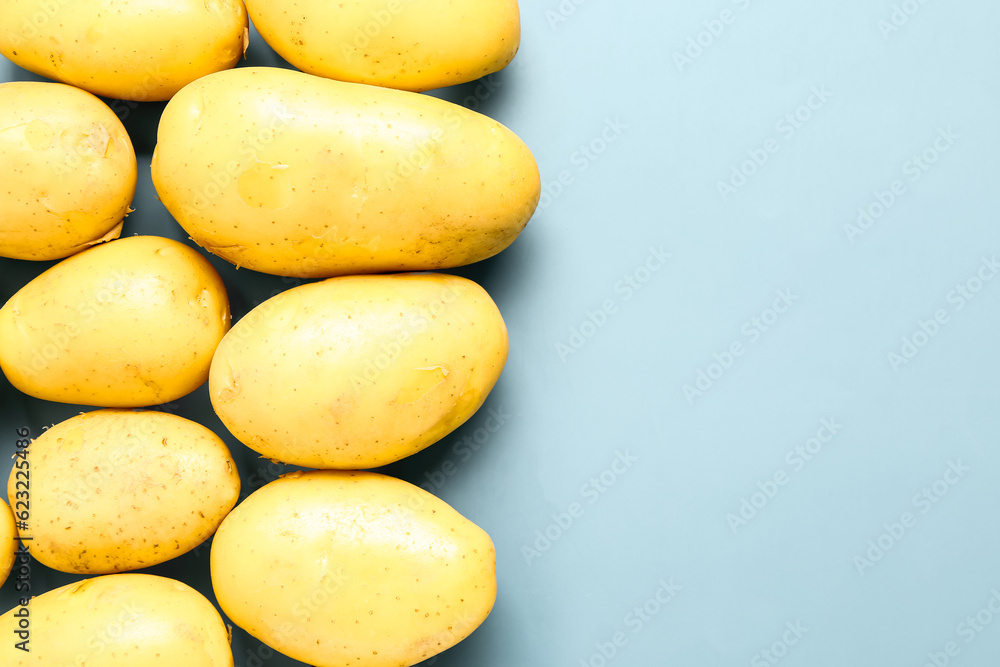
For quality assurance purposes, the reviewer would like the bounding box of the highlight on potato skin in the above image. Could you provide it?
[0,81,135,261]
[0,0,249,101]
[151,66,540,278]
[245,0,521,92]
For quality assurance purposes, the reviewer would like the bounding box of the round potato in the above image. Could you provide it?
[0,235,231,407]
[0,0,248,101]
[0,501,15,586]
[151,66,540,278]
[0,573,234,666]
[211,470,496,667]
[210,273,507,468]
[8,409,240,574]
[0,81,135,261]
[246,0,520,92]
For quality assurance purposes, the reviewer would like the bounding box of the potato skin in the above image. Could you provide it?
[211,470,496,667]
[0,0,248,101]
[246,0,520,92]
[210,273,507,468]
[6,410,240,574]
[151,66,540,278]
[0,573,235,666]
[0,235,231,407]
[0,82,135,261]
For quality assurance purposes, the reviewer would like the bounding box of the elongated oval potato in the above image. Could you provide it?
[151,66,540,278]
[0,235,231,407]
[210,273,507,468]
[0,573,234,666]
[0,82,135,260]
[7,410,240,574]
[0,0,248,101]
[0,501,14,586]
[246,0,520,91]
[211,470,496,667]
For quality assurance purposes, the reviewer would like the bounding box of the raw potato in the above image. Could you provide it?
[151,66,540,278]
[0,235,231,407]
[0,573,235,666]
[245,0,520,91]
[7,410,240,574]
[211,470,496,667]
[0,81,135,260]
[0,501,14,586]
[0,0,248,101]
[210,273,507,468]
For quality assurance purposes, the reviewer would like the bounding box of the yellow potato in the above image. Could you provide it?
[210,273,507,468]
[7,409,240,574]
[245,0,520,91]
[0,0,248,101]
[211,470,496,667]
[0,500,15,586]
[0,82,135,261]
[0,235,231,407]
[0,573,234,665]
[151,66,540,278]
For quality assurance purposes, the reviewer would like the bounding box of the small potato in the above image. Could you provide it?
[0,573,235,666]
[0,0,248,101]
[0,235,231,407]
[8,409,240,574]
[151,66,540,278]
[210,273,507,468]
[211,470,496,667]
[0,81,135,261]
[245,0,520,91]
[0,501,15,586]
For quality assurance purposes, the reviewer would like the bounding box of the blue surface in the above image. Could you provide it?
[4,2,1000,665]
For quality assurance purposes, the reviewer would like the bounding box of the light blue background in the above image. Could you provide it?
[3,1,1000,665]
